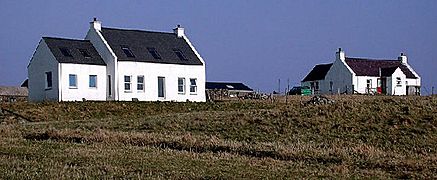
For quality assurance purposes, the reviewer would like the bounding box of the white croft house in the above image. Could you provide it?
[28,19,206,102]
[302,48,421,95]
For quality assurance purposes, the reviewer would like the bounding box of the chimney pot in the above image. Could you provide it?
[90,18,102,31]
[336,48,345,62]
[398,52,407,64]
[173,25,185,38]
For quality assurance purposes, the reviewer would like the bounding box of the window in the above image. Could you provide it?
[329,81,333,92]
[147,48,161,59]
[190,78,197,94]
[367,79,372,88]
[45,72,52,89]
[158,77,165,98]
[121,46,135,58]
[366,79,372,93]
[79,49,91,58]
[124,75,132,91]
[59,47,72,57]
[69,74,77,88]
[396,77,402,87]
[89,75,97,88]
[173,49,188,61]
[315,82,319,90]
[178,78,185,94]
[137,75,144,91]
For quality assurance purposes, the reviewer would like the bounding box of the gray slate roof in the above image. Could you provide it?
[345,57,417,79]
[43,37,106,65]
[302,63,333,82]
[206,82,253,91]
[100,27,203,65]
[0,86,28,96]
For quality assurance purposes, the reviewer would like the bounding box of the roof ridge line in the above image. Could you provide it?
[43,37,90,42]
[102,27,174,35]
[345,56,397,61]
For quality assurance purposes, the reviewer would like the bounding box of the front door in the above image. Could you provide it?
[158,77,165,99]
[381,78,387,95]
[377,78,387,94]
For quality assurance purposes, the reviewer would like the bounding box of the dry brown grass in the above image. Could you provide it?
[0,95,436,178]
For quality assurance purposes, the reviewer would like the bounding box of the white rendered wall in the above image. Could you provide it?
[354,76,379,94]
[27,40,60,102]
[85,28,117,100]
[117,62,206,102]
[389,68,407,95]
[59,63,107,101]
[405,78,421,87]
[324,59,354,94]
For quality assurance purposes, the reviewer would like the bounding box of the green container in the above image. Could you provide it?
[301,88,312,96]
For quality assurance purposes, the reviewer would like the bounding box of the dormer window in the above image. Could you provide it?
[147,47,161,59]
[121,46,135,58]
[79,49,91,58]
[173,49,188,61]
[59,47,72,57]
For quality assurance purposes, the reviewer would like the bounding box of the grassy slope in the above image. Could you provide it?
[0,96,436,179]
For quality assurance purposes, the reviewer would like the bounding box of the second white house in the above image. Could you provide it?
[302,48,421,95]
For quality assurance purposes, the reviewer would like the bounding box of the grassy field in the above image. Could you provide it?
[0,95,436,179]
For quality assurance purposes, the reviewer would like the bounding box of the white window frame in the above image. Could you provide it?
[89,75,97,88]
[366,79,372,93]
[69,74,77,89]
[137,75,144,92]
[178,77,186,94]
[45,71,52,90]
[189,78,197,94]
[124,75,132,92]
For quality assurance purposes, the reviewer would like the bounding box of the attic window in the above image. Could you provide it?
[59,47,72,57]
[226,85,234,89]
[173,49,188,61]
[147,48,161,59]
[79,49,91,58]
[121,46,135,58]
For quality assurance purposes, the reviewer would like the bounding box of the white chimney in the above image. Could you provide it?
[90,17,102,31]
[336,48,345,61]
[173,24,184,38]
[398,52,407,64]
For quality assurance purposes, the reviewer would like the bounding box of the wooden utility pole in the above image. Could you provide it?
[285,79,290,104]
[278,79,281,94]
[287,79,290,94]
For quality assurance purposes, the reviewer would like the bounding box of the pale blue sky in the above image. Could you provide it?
[0,1,436,94]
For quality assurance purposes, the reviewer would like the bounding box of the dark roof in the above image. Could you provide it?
[345,57,417,78]
[43,37,106,65]
[302,63,332,82]
[21,79,28,88]
[100,27,203,65]
[380,67,398,77]
[206,82,253,91]
[0,86,28,96]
